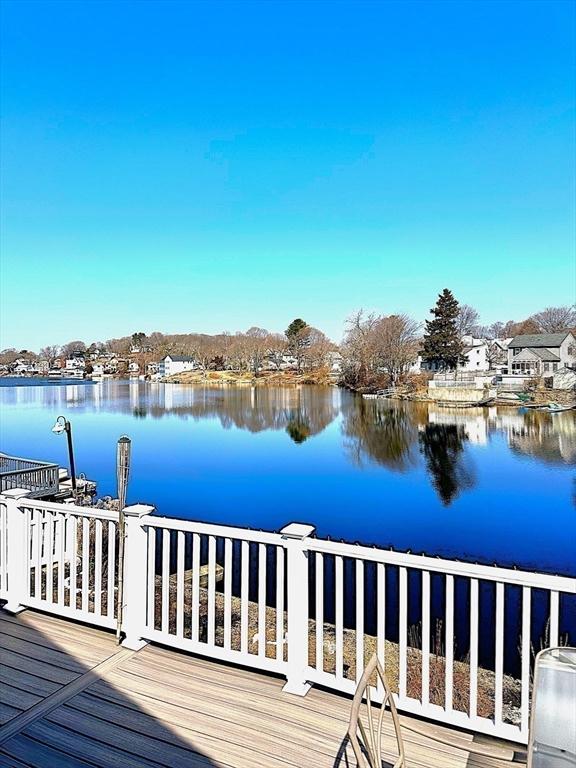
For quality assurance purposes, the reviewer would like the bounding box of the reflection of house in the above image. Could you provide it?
[508,332,576,376]
[158,355,196,377]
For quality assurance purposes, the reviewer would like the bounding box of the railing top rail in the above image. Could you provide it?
[146,515,287,546]
[4,496,119,522]
[305,537,576,593]
[0,454,59,474]
[0,465,59,477]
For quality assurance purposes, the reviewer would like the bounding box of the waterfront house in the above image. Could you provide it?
[128,361,140,375]
[158,354,197,377]
[458,336,490,372]
[146,361,160,375]
[508,331,576,376]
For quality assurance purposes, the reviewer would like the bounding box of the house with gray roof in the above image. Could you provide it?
[507,332,576,376]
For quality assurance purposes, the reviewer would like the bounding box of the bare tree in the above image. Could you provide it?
[373,314,421,384]
[244,327,269,374]
[342,310,419,386]
[267,333,288,371]
[39,345,60,363]
[303,327,333,369]
[530,305,576,333]
[456,304,480,336]
[61,340,87,358]
[502,318,540,337]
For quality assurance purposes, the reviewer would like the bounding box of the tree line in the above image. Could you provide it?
[1,299,574,381]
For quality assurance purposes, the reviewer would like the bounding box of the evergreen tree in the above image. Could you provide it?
[285,318,308,339]
[422,289,465,370]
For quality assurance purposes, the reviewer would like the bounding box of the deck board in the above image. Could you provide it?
[0,610,523,768]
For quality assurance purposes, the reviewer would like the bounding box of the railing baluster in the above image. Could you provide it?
[469,578,479,719]
[240,540,249,654]
[521,586,531,737]
[107,521,115,618]
[207,535,216,646]
[445,574,454,712]
[223,538,232,650]
[355,559,364,683]
[276,546,285,662]
[549,591,559,646]
[191,532,200,641]
[161,529,170,633]
[398,566,407,699]
[147,526,155,629]
[57,514,66,606]
[421,570,430,706]
[81,517,89,613]
[376,563,386,700]
[46,512,54,604]
[94,518,102,616]
[257,543,266,657]
[176,530,185,638]
[315,552,324,672]
[494,581,504,724]
[335,555,343,679]
[35,511,42,600]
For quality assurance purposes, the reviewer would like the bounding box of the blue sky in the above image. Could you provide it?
[1,0,574,349]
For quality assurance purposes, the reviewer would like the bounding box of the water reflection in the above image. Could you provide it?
[1,380,574,510]
[341,398,420,471]
[418,423,475,505]
[341,398,574,504]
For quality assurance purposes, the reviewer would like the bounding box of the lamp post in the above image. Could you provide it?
[116,436,131,643]
[51,416,77,494]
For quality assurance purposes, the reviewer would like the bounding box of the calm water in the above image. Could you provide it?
[1,378,574,576]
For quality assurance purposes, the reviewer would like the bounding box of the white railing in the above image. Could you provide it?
[0,490,574,745]
[0,454,59,497]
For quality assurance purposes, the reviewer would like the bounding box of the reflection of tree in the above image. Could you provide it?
[341,399,420,471]
[418,424,475,505]
[45,384,338,441]
[286,419,311,444]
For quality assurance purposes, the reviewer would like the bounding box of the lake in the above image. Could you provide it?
[0,378,574,576]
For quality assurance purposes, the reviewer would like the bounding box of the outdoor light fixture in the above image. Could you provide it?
[51,416,77,494]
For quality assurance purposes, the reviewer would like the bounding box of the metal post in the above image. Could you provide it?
[116,436,131,643]
[65,422,77,494]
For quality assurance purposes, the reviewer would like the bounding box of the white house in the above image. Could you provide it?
[128,361,140,375]
[458,336,490,372]
[158,355,196,377]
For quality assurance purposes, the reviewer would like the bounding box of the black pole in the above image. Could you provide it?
[65,422,77,493]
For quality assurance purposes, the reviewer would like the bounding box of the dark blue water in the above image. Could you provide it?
[1,378,574,576]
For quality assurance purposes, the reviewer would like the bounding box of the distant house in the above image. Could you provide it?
[507,332,576,376]
[146,362,159,375]
[458,336,490,372]
[128,361,140,375]
[158,355,196,377]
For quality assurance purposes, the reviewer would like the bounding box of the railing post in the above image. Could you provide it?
[2,489,32,614]
[280,522,315,696]
[121,504,155,651]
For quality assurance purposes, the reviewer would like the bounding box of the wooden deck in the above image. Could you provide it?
[0,609,525,768]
